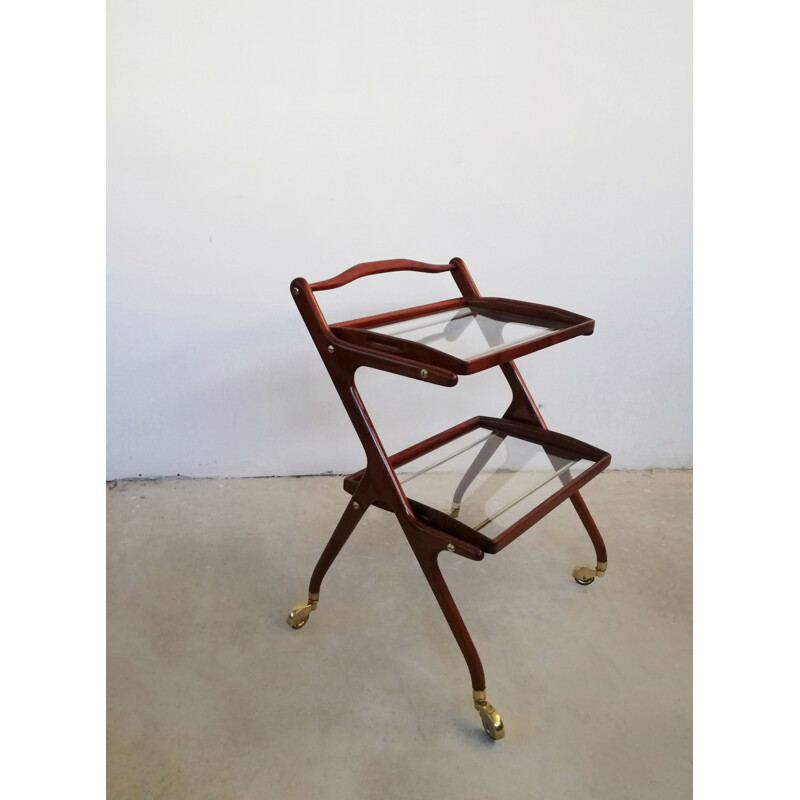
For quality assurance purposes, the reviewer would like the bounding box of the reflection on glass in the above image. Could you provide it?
[370,308,560,361]
[396,428,592,537]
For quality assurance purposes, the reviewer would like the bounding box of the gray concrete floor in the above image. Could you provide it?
[107,471,692,799]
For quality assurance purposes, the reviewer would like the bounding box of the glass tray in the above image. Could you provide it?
[369,307,561,362]
[331,298,594,374]
[397,427,592,539]
[344,417,610,553]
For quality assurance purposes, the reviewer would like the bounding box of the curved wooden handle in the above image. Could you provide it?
[309,258,456,291]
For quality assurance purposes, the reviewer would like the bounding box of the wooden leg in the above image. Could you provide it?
[405,532,505,739]
[308,495,368,595]
[287,494,367,629]
[570,491,607,563]
[569,490,608,585]
[406,536,486,690]
[543,451,609,579]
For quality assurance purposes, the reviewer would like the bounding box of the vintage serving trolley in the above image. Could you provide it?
[287,257,610,740]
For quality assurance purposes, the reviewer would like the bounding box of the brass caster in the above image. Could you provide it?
[286,593,319,629]
[473,690,505,740]
[572,562,607,586]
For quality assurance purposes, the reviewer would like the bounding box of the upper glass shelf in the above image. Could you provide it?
[331,298,594,374]
[369,307,561,362]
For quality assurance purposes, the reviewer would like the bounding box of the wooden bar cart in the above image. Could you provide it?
[287,257,610,740]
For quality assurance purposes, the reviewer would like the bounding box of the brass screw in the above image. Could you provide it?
[353,501,359,509]
[447,543,455,552]
[292,286,299,295]
[420,369,428,379]
[327,345,335,353]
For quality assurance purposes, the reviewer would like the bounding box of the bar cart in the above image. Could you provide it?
[287,257,610,740]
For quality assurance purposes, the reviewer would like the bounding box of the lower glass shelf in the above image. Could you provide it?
[396,427,593,538]
[344,417,611,553]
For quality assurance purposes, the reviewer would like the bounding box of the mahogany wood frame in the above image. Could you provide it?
[289,257,609,699]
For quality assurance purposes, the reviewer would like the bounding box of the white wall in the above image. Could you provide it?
[107,0,691,479]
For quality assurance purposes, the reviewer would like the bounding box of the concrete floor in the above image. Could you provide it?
[107,471,692,799]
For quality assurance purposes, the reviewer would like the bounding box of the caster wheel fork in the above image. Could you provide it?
[286,593,319,629]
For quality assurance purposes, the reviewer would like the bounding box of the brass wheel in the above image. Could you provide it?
[286,594,319,629]
[473,690,505,740]
[572,563,606,586]
[478,704,505,740]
